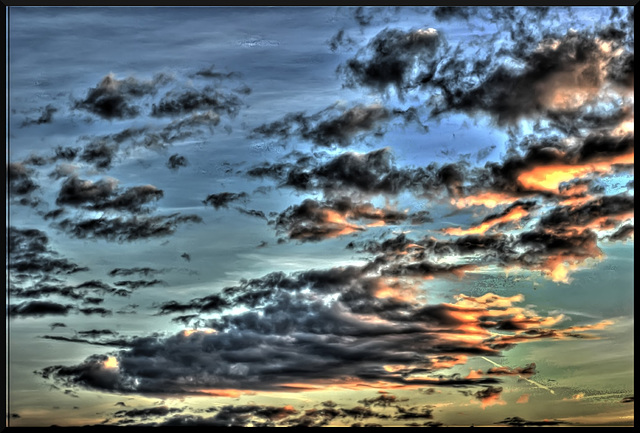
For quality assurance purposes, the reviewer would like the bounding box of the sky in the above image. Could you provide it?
[6,5,634,427]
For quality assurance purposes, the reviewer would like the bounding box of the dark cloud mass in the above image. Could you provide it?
[8,227,89,276]
[251,103,391,148]
[9,301,74,318]
[151,86,243,118]
[56,175,163,213]
[8,162,39,196]
[55,214,203,242]
[75,73,170,119]
[340,27,442,97]
[166,153,189,170]
[202,192,248,209]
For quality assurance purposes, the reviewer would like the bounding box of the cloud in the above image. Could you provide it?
[430,30,632,126]
[486,363,537,377]
[56,175,163,213]
[474,386,505,408]
[236,208,267,220]
[8,227,89,276]
[78,307,112,317]
[273,197,417,242]
[79,139,120,170]
[114,279,165,289]
[8,301,74,318]
[620,396,634,403]
[443,201,536,236]
[50,322,67,330]
[109,267,164,277]
[432,6,471,21]
[181,252,191,262]
[21,104,58,127]
[113,406,183,419]
[608,224,634,242]
[167,154,189,171]
[151,86,244,118]
[75,73,170,119]
[78,329,117,338]
[339,27,442,97]
[54,213,203,242]
[202,192,248,209]
[394,405,434,420]
[38,257,606,397]
[250,103,392,148]
[8,162,39,196]
[495,416,567,427]
[358,394,407,407]
[538,194,634,233]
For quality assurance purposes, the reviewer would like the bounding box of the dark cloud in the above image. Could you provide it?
[432,6,471,21]
[114,279,165,289]
[114,406,183,419]
[9,301,74,318]
[8,227,89,276]
[21,104,57,127]
[78,307,112,317]
[8,162,39,196]
[50,322,67,330]
[75,73,170,119]
[248,147,435,198]
[250,104,391,148]
[328,29,357,52]
[43,208,66,220]
[273,196,419,242]
[203,192,248,209]
[56,175,163,213]
[394,405,434,420]
[430,30,632,126]
[193,65,241,80]
[620,396,634,403]
[79,140,119,170]
[167,154,189,171]
[495,416,567,427]
[236,208,267,220]
[77,330,117,338]
[54,213,203,242]
[339,27,442,97]
[358,394,407,407]
[538,194,634,232]
[486,363,537,377]
[8,413,21,419]
[608,224,634,242]
[109,267,163,277]
[474,386,503,401]
[181,252,191,262]
[151,86,243,118]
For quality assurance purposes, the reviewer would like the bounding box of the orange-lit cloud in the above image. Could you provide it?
[443,202,532,236]
[451,192,517,209]
[516,394,530,404]
[517,151,634,194]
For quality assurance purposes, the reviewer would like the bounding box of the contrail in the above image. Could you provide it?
[481,357,555,395]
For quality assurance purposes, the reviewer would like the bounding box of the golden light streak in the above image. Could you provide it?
[481,357,555,395]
